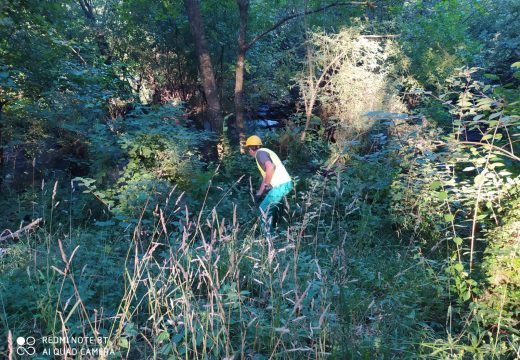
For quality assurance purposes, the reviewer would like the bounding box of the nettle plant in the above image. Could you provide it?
[391,67,520,357]
[440,67,519,271]
[75,104,211,220]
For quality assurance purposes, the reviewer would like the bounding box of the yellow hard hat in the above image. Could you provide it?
[245,135,262,147]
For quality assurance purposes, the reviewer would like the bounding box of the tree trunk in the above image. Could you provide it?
[301,0,313,142]
[95,31,112,64]
[77,0,112,64]
[174,24,188,101]
[184,0,224,133]
[234,0,249,151]
[301,94,316,141]
[0,101,6,189]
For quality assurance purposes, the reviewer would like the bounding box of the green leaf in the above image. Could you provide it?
[454,263,464,272]
[511,62,520,69]
[141,146,152,158]
[438,191,448,200]
[172,333,183,344]
[94,220,115,227]
[453,237,463,246]
[118,338,129,349]
[124,322,139,337]
[489,112,502,120]
[0,17,14,26]
[158,343,172,356]
[310,116,321,125]
[474,174,485,186]
[476,98,494,110]
[444,214,455,222]
[430,181,442,190]
[156,331,170,342]
[483,74,499,80]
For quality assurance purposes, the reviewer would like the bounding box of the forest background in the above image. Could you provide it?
[0,0,519,358]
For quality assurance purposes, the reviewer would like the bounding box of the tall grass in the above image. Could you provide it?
[5,130,513,359]
[0,166,446,359]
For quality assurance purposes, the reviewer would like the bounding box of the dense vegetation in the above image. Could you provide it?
[0,0,519,359]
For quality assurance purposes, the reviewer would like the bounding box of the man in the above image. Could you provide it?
[245,135,293,227]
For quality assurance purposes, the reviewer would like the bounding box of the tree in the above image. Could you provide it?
[76,0,113,64]
[296,29,399,141]
[234,0,249,147]
[184,0,224,132]
[232,1,371,148]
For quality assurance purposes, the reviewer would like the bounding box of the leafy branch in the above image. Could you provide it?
[246,1,372,50]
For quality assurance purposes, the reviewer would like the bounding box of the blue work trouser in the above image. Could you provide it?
[259,181,293,227]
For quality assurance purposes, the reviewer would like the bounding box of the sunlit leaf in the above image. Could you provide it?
[489,112,502,120]
[474,174,485,186]
[430,181,442,190]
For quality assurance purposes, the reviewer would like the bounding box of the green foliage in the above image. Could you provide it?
[390,68,520,358]
[76,104,212,219]
[108,0,201,104]
[399,0,480,90]
[1,130,447,358]
[294,27,408,145]
[468,0,520,80]
[2,1,520,359]
[477,193,520,339]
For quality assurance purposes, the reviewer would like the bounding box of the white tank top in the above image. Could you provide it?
[255,148,291,187]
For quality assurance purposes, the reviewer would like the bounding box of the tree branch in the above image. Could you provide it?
[77,0,95,21]
[68,45,88,65]
[246,1,371,50]
[0,218,42,242]
[435,140,520,162]
[458,141,520,162]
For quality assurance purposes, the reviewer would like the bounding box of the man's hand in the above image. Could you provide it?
[254,183,271,203]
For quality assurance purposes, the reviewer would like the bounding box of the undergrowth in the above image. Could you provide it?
[1,69,519,359]
[0,131,445,359]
